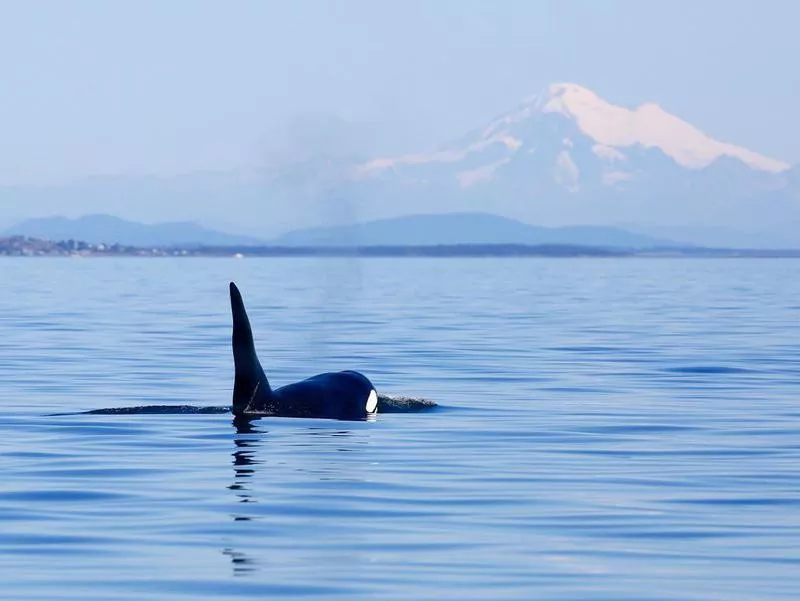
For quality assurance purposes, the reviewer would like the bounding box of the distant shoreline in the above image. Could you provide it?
[3,236,800,258]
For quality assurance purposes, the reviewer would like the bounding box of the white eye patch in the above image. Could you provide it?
[365,389,378,413]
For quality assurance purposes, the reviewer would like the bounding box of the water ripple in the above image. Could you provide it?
[1,258,799,600]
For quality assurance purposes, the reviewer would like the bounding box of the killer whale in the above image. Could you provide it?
[229,282,378,420]
[48,284,437,419]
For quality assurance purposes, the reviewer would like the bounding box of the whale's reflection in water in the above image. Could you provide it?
[224,416,372,577]
[222,547,257,576]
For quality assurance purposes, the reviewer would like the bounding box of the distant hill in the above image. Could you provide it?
[271,212,677,248]
[4,214,266,247]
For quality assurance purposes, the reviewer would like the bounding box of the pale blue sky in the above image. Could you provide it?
[0,0,797,183]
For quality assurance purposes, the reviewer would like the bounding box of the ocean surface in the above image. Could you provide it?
[1,257,799,600]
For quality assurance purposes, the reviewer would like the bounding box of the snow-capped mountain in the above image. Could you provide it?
[345,83,795,234]
[2,84,797,246]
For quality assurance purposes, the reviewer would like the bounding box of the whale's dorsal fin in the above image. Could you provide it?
[229,282,271,415]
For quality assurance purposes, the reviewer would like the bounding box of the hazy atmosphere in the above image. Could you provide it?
[1,0,799,242]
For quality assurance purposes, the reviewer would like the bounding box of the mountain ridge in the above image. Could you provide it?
[337,82,797,241]
[357,83,789,177]
[272,212,678,248]
[4,214,266,247]
[1,82,797,245]
[5,212,679,249]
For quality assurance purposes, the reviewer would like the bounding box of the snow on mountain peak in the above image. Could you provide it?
[541,83,788,173]
[355,82,789,178]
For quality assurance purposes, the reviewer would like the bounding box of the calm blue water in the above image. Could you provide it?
[1,257,799,600]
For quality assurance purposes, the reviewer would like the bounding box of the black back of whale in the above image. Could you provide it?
[229,282,377,420]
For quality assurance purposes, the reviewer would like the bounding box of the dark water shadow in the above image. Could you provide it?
[222,547,257,576]
[223,416,368,577]
[223,417,266,576]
